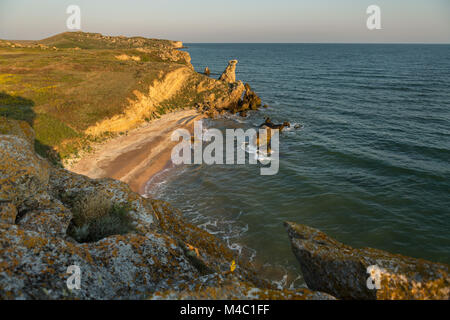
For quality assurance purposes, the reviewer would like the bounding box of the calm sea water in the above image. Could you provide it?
[146,44,450,288]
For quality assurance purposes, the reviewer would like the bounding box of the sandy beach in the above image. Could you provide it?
[67,109,205,195]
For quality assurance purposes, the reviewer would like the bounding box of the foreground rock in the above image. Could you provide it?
[150,281,335,300]
[0,117,331,300]
[285,222,450,300]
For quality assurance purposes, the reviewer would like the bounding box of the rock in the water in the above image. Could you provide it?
[204,67,210,76]
[285,221,450,300]
[241,83,262,111]
[219,60,238,83]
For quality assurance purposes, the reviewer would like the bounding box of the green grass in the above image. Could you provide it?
[69,202,135,243]
[0,33,178,160]
[0,91,35,123]
[0,32,217,163]
[63,189,135,243]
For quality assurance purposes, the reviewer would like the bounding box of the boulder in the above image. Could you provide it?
[204,67,211,76]
[285,221,450,300]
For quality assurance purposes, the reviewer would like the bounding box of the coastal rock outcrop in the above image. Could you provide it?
[241,83,262,110]
[0,117,332,300]
[197,60,262,117]
[219,60,238,83]
[285,221,450,300]
[150,280,336,300]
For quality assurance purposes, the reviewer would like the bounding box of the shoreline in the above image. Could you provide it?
[67,109,205,195]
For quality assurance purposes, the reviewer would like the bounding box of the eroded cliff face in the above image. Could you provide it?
[285,222,449,300]
[0,117,334,300]
[83,55,258,137]
[85,67,193,136]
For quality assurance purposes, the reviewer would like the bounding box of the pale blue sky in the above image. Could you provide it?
[1,0,449,43]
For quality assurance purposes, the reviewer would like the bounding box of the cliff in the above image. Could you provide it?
[0,117,335,299]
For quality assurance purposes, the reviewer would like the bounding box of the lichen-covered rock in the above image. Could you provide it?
[0,202,17,224]
[16,197,72,238]
[0,118,35,145]
[48,166,158,233]
[219,60,238,83]
[0,135,50,209]
[285,221,450,300]
[1,119,334,300]
[0,223,200,299]
[150,279,336,300]
[0,118,54,225]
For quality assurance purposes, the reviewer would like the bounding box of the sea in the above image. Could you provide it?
[145,43,450,288]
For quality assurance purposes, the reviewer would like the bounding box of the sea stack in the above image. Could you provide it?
[219,60,238,83]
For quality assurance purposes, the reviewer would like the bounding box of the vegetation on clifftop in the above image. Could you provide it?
[0,32,232,163]
[63,190,135,243]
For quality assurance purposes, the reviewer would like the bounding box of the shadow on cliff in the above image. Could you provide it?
[0,91,61,164]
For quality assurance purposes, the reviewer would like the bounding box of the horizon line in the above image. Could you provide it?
[2,31,449,45]
[185,42,450,45]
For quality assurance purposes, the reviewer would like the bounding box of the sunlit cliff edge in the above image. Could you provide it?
[0,32,258,165]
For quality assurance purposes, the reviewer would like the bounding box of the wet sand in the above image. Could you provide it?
[67,109,205,194]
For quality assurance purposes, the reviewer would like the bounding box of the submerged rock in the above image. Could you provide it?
[285,221,450,300]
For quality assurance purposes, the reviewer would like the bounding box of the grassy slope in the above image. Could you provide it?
[0,32,221,162]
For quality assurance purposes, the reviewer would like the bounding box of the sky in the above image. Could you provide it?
[0,0,449,43]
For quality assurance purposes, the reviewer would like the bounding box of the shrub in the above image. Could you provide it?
[68,191,135,243]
